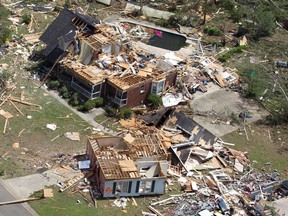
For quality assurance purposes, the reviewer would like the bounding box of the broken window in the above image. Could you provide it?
[140,85,145,94]
[92,84,101,99]
[71,77,94,98]
[151,79,166,95]
[138,180,155,194]
[113,181,130,194]
[114,89,128,106]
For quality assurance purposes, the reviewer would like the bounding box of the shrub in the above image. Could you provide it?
[204,26,224,36]
[22,12,31,25]
[253,11,275,40]
[0,26,12,45]
[218,46,246,62]
[94,97,104,108]
[83,99,95,112]
[220,0,235,11]
[106,106,117,117]
[230,10,242,23]
[69,92,79,106]
[48,80,60,89]
[60,85,68,94]
[60,86,70,98]
[147,94,162,109]
[118,108,132,119]
[134,109,143,115]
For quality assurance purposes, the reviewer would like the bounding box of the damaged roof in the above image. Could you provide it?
[88,133,167,180]
[40,8,77,51]
[108,74,150,90]
[40,8,99,58]
[166,111,217,145]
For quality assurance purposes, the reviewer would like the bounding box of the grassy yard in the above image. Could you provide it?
[29,184,182,216]
[0,77,91,178]
[222,124,288,176]
[94,113,121,132]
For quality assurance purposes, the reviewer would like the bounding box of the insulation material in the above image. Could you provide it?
[141,6,174,20]
[78,41,93,65]
[162,93,186,107]
[125,3,141,12]
[96,0,112,5]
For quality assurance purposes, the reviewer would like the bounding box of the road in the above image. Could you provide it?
[0,178,36,216]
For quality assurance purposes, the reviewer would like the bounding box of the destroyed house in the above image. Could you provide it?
[38,8,179,107]
[60,26,176,106]
[106,67,177,107]
[86,134,169,197]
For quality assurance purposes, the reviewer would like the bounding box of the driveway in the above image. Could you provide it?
[191,87,269,137]
[273,197,288,215]
[2,168,80,199]
[0,178,37,216]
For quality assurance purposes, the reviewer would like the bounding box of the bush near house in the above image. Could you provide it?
[59,86,71,99]
[118,108,132,119]
[134,109,143,115]
[48,80,60,89]
[147,94,162,109]
[94,97,104,108]
[82,99,95,112]
[105,106,117,117]
[69,92,79,106]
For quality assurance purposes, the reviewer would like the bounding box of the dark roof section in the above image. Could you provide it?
[166,111,217,145]
[39,8,99,61]
[40,8,77,46]
[45,47,66,62]
[62,30,76,43]
[140,108,173,127]
[75,11,100,27]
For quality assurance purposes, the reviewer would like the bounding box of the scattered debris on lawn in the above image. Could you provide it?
[64,132,80,141]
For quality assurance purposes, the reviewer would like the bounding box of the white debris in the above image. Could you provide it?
[46,123,57,131]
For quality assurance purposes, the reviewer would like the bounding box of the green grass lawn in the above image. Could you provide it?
[94,113,121,132]
[29,181,183,216]
[29,186,156,216]
[0,78,91,178]
[222,124,288,176]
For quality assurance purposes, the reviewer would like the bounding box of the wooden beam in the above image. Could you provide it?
[9,97,40,107]
[147,205,163,216]
[38,55,62,89]
[3,118,8,134]
[0,197,40,206]
[9,100,24,116]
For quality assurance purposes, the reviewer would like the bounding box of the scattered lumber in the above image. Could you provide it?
[0,197,40,206]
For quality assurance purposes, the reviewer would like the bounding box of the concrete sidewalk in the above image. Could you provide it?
[0,178,38,216]
[2,169,80,199]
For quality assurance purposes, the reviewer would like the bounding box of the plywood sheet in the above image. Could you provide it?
[123,133,135,144]
[118,160,137,172]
